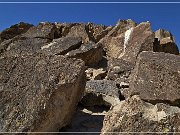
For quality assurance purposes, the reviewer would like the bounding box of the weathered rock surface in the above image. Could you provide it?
[129,51,180,105]
[1,37,50,56]
[0,22,33,43]
[22,22,58,39]
[155,29,175,42]
[98,19,137,58]
[86,68,107,80]
[107,58,134,83]
[81,80,121,107]
[0,54,86,132]
[154,37,179,55]
[41,37,82,55]
[101,95,180,134]
[66,42,103,66]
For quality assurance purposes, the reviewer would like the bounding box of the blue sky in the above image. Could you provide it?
[0,0,180,49]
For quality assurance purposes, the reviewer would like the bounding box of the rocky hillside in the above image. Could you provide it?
[0,20,180,134]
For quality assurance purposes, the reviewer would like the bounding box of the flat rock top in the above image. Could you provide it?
[0,53,84,132]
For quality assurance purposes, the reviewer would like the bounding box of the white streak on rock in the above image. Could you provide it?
[118,27,133,58]
[41,42,56,50]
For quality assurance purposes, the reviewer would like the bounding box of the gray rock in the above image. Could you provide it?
[41,37,82,55]
[101,95,180,134]
[129,51,180,104]
[81,80,121,107]
[66,42,103,67]
[0,53,86,132]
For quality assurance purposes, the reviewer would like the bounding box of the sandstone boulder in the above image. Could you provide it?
[101,95,180,134]
[155,29,175,42]
[66,42,103,67]
[0,22,33,42]
[81,80,121,107]
[0,54,86,132]
[129,51,180,105]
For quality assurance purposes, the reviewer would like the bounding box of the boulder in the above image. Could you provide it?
[155,29,175,42]
[101,95,180,134]
[41,37,82,55]
[66,24,91,43]
[0,53,86,132]
[129,51,180,105]
[154,37,179,55]
[22,22,58,39]
[107,58,134,82]
[1,37,50,56]
[80,80,121,107]
[98,19,137,58]
[0,22,33,42]
[66,42,103,67]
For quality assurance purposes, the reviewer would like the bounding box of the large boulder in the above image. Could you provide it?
[66,24,91,43]
[80,80,121,107]
[41,37,82,55]
[0,22,33,42]
[129,51,180,105]
[66,42,104,67]
[22,22,58,39]
[1,37,50,56]
[98,19,137,58]
[0,53,86,132]
[101,95,180,134]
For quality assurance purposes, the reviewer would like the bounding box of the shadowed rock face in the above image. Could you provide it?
[66,42,104,67]
[129,51,180,104]
[101,95,180,135]
[0,54,86,132]
[0,22,33,43]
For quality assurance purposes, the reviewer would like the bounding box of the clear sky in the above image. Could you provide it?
[0,0,179,49]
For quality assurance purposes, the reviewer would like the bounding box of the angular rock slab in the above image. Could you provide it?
[155,29,175,42]
[129,51,180,104]
[1,37,50,56]
[66,42,103,67]
[81,80,120,107]
[0,54,86,132]
[41,37,82,55]
[101,95,180,134]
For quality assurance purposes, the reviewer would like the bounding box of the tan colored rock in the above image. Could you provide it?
[86,68,107,80]
[101,95,180,134]
[0,53,86,133]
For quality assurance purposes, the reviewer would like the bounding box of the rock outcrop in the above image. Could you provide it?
[0,22,33,43]
[101,95,180,134]
[0,20,180,134]
[0,54,86,132]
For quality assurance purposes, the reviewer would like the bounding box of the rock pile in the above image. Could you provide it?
[0,20,179,134]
